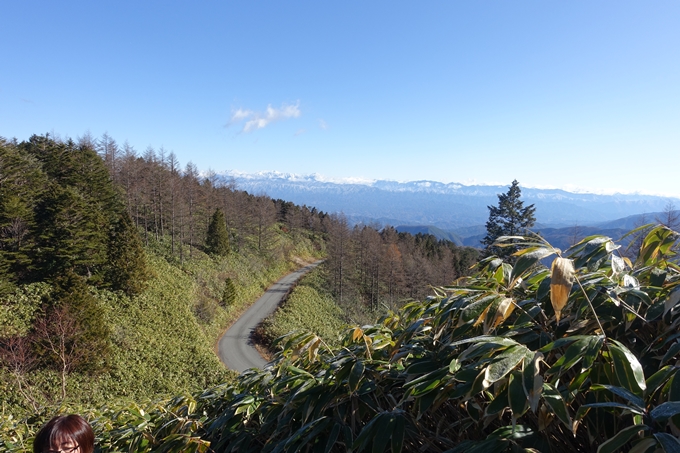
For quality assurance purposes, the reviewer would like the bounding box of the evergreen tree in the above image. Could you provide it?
[34,184,108,281]
[482,180,536,259]
[221,277,236,307]
[206,208,230,256]
[0,140,46,283]
[107,211,151,297]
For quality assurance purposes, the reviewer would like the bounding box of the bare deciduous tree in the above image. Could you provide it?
[656,200,680,230]
[0,335,39,410]
[33,306,85,400]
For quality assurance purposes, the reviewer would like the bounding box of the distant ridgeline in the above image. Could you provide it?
[224,171,680,245]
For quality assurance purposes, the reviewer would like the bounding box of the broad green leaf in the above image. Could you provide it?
[669,368,680,401]
[590,384,645,412]
[547,337,591,377]
[661,342,680,367]
[629,438,658,453]
[582,335,605,372]
[523,351,544,413]
[638,226,678,266]
[450,335,519,349]
[542,383,572,431]
[371,413,393,453]
[458,337,519,362]
[579,402,646,416]
[645,366,676,400]
[609,339,646,393]
[486,384,510,416]
[484,345,528,388]
[459,295,498,324]
[597,425,649,453]
[409,369,447,396]
[391,413,405,453]
[352,414,381,452]
[511,247,555,284]
[650,402,680,422]
[654,433,680,453]
[323,423,341,453]
[509,371,529,418]
[349,360,364,392]
[665,288,680,316]
[538,335,591,353]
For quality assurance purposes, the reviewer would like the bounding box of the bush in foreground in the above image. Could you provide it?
[4,224,680,452]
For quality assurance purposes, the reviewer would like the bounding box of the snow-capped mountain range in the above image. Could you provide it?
[219,171,678,234]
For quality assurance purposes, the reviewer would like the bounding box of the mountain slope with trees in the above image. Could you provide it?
[0,134,325,417]
[0,132,480,427]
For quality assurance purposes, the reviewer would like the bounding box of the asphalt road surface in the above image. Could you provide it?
[217,260,323,373]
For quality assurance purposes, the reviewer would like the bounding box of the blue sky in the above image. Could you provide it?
[2,1,679,197]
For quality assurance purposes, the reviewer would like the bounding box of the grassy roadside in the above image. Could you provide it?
[258,265,348,350]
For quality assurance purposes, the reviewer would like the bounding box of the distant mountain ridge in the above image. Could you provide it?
[221,171,679,238]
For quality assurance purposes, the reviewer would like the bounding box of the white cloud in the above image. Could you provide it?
[318,119,328,130]
[230,108,252,121]
[228,101,301,133]
[294,129,306,136]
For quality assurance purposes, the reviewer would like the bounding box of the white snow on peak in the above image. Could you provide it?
[220,170,377,186]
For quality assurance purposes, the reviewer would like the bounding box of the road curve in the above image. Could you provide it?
[217,260,323,373]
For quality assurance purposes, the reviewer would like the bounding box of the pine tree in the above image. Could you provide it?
[482,180,536,259]
[206,208,230,256]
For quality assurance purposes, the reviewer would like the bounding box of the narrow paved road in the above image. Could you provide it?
[217,260,323,373]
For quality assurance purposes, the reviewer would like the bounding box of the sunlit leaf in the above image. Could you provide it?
[484,345,527,388]
[511,247,555,284]
[590,384,645,412]
[609,339,646,393]
[645,366,676,400]
[651,402,680,422]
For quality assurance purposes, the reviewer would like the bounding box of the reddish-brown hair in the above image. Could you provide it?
[33,415,94,453]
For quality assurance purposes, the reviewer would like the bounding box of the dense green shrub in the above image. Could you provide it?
[0,283,50,337]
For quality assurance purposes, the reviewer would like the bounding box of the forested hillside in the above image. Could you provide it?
[0,134,326,419]
[0,133,478,427]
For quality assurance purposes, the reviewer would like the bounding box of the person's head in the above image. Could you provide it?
[33,415,94,453]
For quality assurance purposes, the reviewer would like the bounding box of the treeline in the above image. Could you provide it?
[1,133,329,410]
[324,217,478,313]
[85,132,327,261]
[86,130,478,311]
